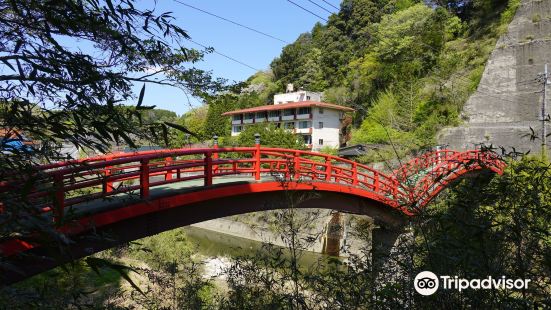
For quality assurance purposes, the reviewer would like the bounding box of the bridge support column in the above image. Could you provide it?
[322,212,345,256]
[369,222,413,306]
[371,226,401,271]
[371,223,411,284]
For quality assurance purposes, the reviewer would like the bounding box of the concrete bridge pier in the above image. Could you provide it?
[322,212,345,256]
[371,222,412,283]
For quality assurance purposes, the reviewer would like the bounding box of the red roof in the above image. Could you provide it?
[222,101,354,116]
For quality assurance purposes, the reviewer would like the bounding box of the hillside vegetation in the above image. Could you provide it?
[179,0,519,160]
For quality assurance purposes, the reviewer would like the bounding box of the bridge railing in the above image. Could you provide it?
[393,150,505,209]
[392,150,459,182]
[252,149,399,197]
[0,147,507,230]
[1,147,401,223]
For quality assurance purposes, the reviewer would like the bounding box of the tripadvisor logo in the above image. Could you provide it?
[414,271,531,296]
[414,271,439,296]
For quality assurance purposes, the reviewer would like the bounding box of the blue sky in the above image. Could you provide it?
[133,0,338,115]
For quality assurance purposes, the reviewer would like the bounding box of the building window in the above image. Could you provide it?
[302,135,312,144]
[298,121,310,129]
[319,108,324,114]
[268,110,280,118]
[318,139,324,145]
[232,115,241,121]
[306,96,311,100]
[318,122,324,129]
[244,113,254,120]
[283,109,294,116]
[233,125,243,133]
[298,107,311,115]
[256,111,267,119]
[284,122,295,129]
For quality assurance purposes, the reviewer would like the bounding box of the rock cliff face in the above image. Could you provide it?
[439,0,551,153]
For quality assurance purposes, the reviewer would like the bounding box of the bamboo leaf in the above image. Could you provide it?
[137,84,145,108]
[164,122,198,138]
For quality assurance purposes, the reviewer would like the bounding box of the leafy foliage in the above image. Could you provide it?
[0,0,224,290]
[128,228,194,269]
[174,106,209,145]
[412,157,551,307]
[0,0,224,157]
[231,123,306,149]
[240,0,517,158]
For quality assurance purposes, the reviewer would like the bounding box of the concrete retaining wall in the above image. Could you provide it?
[190,212,365,257]
[439,0,551,153]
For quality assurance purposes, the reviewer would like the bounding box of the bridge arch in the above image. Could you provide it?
[1,182,407,284]
[0,147,505,284]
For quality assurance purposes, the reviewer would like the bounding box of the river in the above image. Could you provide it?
[183,226,338,275]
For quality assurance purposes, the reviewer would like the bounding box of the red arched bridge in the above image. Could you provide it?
[0,146,505,283]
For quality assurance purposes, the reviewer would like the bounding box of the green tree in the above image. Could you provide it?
[141,109,178,124]
[204,94,237,137]
[174,106,209,146]
[351,90,417,144]
[0,0,223,159]
[235,124,306,149]
[297,48,327,91]
[245,70,279,104]
[271,33,315,89]
[373,4,446,80]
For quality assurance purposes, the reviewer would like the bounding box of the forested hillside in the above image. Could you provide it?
[180,0,520,160]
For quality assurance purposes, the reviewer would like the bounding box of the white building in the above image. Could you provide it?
[223,90,354,151]
[273,89,321,105]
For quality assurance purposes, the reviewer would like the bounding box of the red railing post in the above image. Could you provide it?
[254,133,261,181]
[140,159,150,199]
[105,155,114,193]
[53,173,65,224]
[352,162,358,185]
[205,151,213,186]
[325,156,332,182]
[373,171,379,192]
[213,135,219,174]
[294,151,300,181]
[165,157,173,181]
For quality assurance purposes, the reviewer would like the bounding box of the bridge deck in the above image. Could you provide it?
[67,175,261,218]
